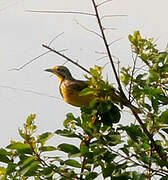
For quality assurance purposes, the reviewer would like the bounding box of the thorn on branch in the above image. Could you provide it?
[74,19,103,39]
[100,14,127,20]
[97,0,113,7]
[108,37,124,47]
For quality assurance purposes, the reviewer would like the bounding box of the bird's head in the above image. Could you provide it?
[45,66,73,82]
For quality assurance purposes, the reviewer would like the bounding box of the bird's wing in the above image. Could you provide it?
[63,80,89,92]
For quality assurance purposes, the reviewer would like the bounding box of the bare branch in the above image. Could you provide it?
[91,0,167,162]
[128,52,138,101]
[103,27,117,31]
[42,44,90,74]
[0,0,23,12]
[9,50,51,71]
[91,0,123,94]
[74,19,103,39]
[132,110,167,161]
[95,51,107,55]
[0,85,61,100]
[26,10,96,17]
[48,32,64,46]
[96,55,108,61]
[100,14,127,20]
[108,37,124,47]
[97,0,113,7]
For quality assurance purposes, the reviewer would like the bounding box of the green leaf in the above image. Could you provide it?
[37,132,54,145]
[151,97,158,113]
[121,125,144,141]
[80,88,95,96]
[19,161,40,176]
[58,143,80,155]
[26,114,36,125]
[18,128,27,140]
[39,146,57,152]
[7,142,32,154]
[55,129,80,138]
[6,163,17,174]
[160,110,168,124]
[102,163,115,178]
[63,113,80,128]
[21,156,36,168]
[64,159,81,168]
[0,149,11,163]
[85,172,98,180]
[144,87,163,96]
[80,142,89,156]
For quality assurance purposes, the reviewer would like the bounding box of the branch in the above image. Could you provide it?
[75,19,103,39]
[48,32,64,46]
[10,51,51,71]
[0,85,61,100]
[26,10,96,17]
[80,156,86,180]
[97,0,113,7]
[107,145,168,176]
[132,110,167,161]
[42,44,90,74]
[128,53,138,101]
[91,0,124,95]
[91,0,167,162]
[100,14,127,20]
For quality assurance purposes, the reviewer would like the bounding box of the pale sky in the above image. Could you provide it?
[0,0,168,151]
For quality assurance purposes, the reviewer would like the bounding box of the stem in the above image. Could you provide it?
[80,156,86,180]
[132,110,167,161]
[42,44,90,74]
[91,0,167,162]
[91,0,124,96]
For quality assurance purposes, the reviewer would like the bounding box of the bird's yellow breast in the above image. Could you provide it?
[60,86,92,107]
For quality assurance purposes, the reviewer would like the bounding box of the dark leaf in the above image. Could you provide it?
[7,142,32,154]
[58,143,80,155]
[64,159,81,168]
[37,132,53,145]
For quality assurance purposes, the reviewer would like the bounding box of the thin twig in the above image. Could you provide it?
[91,0,124,94]
[80,156,86,180]
[108,37,124,47]
[42,44,90,74]
[9,51,51,71]
[91,0,167,162]
[74,19,103,39]
[103,27,117,30]
[132,110,167,161]
[128,53,138,101]
[0,0,24,12]
[0,85,62,100]
[96,55,108,61]
[100,14,127,20]
[26,10,96,17]
[107,145,168,176]
[48,32,64,46]
[97,0,113,7]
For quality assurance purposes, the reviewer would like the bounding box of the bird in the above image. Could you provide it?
[45,66,92,107]
[45,66,141,113]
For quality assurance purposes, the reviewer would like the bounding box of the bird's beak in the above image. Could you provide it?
[45,69,53,72]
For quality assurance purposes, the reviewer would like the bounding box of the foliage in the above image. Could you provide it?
[0,33,168,179]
